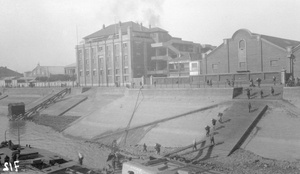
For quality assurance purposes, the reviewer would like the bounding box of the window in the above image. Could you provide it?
[190,62,198,72]
[270,60,278,67]
[124,76,129,82]
[92,48,96,59]
[86,70,90,76]
[98,46,103,52]
[115,76,120,82]
[93,70,96,76]
[84,49,89,58]
[79,71,82,76]
[123,43,127,48]
[100,70,103,75]
[124,55,128,66]
[212,64,218,70]
[107,69,111,75]
[239,40,245,50]
[124,68,128,74]
[239,62,246,68]
[115,69,120,75]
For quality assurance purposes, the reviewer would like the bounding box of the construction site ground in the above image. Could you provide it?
[1,86,300,173]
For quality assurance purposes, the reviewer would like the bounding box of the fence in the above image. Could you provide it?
[0,80,76,88]
[151,72,281,88]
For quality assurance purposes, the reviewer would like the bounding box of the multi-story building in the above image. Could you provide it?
[76,21,214,86]
[76,21,153,86]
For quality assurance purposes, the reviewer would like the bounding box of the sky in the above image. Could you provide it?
[0,0,300,73]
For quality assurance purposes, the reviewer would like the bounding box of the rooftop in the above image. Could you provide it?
[84,21,149,39]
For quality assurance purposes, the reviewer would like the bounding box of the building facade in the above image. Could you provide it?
[64,63,77,77]
[76,21,213,86]
[203,29,300,81]
[76,21,155,86]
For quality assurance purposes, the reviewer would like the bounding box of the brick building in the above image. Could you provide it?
[76,21,213,86]
[203,29,300,82]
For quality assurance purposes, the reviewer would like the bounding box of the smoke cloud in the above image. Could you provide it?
[110,0,165,27]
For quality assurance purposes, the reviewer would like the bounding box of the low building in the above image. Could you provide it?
[25,63,65,78]
[0,66,22,78]
[64,63,77,77]
[203,29,300,82]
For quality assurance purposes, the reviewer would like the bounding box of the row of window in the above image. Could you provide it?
[79,73,130,83]
[78,55,129,67]
[79,68,129,76]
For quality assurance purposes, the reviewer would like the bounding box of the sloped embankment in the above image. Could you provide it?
[63,88,233,147]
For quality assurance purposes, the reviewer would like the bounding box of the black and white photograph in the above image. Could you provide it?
[0,0,300,173]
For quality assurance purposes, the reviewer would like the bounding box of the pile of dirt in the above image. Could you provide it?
[117,144,300,174]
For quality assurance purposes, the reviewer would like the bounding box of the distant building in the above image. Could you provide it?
[64,63,77,77]
[0,66,22,78]
[0,66,23,87]
[76,21,214,86]
[203,29,300,81]
[24,63,65,78]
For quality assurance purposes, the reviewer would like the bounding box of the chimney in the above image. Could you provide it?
[140,22,143,31]
[102,24,105,29]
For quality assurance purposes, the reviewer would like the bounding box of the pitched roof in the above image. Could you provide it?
[65,63,76,68]
[0,66,22,78]
[84,21,149,39]
[258,34,300,49]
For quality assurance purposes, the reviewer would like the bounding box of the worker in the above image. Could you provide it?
[246,89,251,99]
[256,78,262,88]
[205,125,210,137]
[212,118,217,126]
[260,90,264,99]
[78,152,84,165]
[143,143,147,152]
[231,79,235,87]
[218,113,223,123]
[210,131,215,146]
[155,143,161,155]
[248,102,252,113]
[273,76,276,85]
[192,139,197,150]
[271,87,275,96]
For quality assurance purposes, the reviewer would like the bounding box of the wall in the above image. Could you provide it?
[125,88,233,99]
[261,40,287,73]
[283,87,300,101]
[293,49,300,78]
[205,44,228,74]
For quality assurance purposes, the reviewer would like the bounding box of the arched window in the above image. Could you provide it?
[238,39,246,70]
[239,40,245,50]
